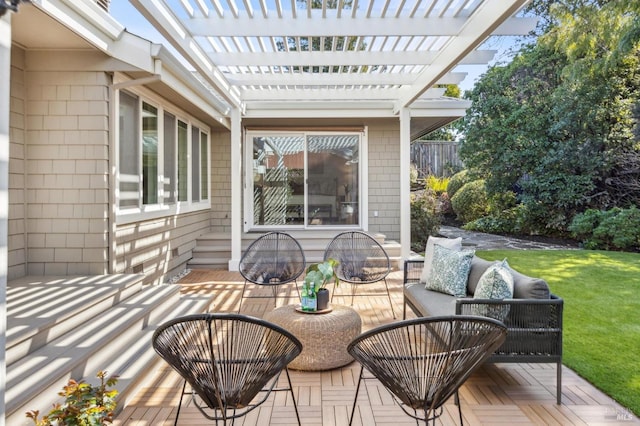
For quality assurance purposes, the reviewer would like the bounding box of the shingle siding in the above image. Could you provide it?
[8,48,110,277]
[367,120,401,242]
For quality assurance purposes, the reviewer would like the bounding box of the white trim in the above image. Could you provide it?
[113,82,212,226]
[1,14,12,423]
[399,108,411,260]
[243,129,366,232]
[229,108,243,271]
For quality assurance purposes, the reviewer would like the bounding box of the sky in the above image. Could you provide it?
[108,2,522,94]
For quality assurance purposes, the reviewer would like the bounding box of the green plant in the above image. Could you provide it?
[450,179,489,224]
[570,207,640,251]
[446,169,471,198]
[27,371,118,426]
[425,175,449,195]
[304,258,339,290]
[410,189,441,252]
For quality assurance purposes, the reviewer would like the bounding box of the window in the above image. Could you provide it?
[246,131,363,230]
[117,90,210,222]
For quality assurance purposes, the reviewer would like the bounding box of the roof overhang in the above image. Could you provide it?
[11,1,231,129]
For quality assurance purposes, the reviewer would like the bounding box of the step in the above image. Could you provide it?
[189,231,397,270]
[6,274,145,366]
[6,283,212,425]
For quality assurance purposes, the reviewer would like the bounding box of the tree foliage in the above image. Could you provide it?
[458,0,640,234]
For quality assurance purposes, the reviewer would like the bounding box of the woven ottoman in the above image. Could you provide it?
[264,304,362,371]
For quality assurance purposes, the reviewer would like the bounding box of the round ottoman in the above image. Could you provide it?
[264,304,362,371]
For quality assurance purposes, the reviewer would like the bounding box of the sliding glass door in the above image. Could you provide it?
[248,132,361,229]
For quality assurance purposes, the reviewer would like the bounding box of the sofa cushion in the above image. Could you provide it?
[420,236,462,284]
[509,268,551,299]
[472,259,514,320]
[405,283,457,317]
[468,256,551,299]
[467,256,494,295]
[425,244,474,297]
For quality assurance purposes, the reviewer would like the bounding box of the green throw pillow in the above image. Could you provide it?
[472,259,514,321]
[420,236,462,285]
[424,244,474,297]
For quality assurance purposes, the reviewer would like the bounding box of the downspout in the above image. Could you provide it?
[107,63,161,274]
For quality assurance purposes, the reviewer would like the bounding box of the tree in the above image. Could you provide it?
[458,0,640,233]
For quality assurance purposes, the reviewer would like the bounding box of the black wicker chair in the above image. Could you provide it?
[324,231,395,317]
[152,313,303,426]
[238,231,306,312]
[347,316,507,425]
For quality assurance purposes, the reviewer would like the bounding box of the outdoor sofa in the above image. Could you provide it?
[403,241,564,404]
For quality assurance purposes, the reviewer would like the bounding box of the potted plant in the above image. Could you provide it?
[304,258,339,311]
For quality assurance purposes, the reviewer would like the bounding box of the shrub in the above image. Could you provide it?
[450,180,489,224]
[568,209,603,248]
[570,207,640,251]
[27,371,118,426]
[425,175,449,195]
[411,189,442,252]
[446,169,471,198]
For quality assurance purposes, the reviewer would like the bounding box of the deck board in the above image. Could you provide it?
[113,269,639,426]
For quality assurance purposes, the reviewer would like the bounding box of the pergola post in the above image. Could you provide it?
[399,107,411,260]
[228,107,242,271]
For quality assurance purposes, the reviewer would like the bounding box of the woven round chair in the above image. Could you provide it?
[323,231,395,317]
[347,315,507,425]
[152,313,303,425]
[238,231,306,311]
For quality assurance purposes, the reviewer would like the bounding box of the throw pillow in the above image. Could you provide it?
[472,259,514,321]
[424,244,474,297]
[420,236,462,285]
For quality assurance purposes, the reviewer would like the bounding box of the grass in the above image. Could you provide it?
[476,249,640,416]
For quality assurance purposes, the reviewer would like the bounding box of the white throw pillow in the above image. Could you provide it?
[420,236,462,285]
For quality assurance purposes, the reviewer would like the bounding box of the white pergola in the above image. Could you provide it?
[130,0,534,117]
[128,0,534,266]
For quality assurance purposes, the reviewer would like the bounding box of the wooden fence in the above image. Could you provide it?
[411,140,463,177]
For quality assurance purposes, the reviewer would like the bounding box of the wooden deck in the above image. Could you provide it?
[114,269,638,425]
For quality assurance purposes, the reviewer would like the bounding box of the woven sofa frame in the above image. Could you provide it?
[403,259,564,404]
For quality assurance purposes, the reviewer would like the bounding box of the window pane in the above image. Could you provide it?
[192,126,201,201]
[164,112,176,204]
[307,135,359,226]
[200,132,208,200]
[118,92,139,209]
[142,102,158,205]
[253,135,304,226]
[177,121,188,202]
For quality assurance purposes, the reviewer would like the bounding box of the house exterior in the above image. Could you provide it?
[0,0,534,421]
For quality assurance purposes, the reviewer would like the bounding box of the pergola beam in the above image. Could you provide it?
[185,15,536,37]
[226,71,467,86]
[238,87,446,101]
[208,49,497,66]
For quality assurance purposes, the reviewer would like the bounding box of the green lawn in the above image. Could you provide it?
[476,249,640,416]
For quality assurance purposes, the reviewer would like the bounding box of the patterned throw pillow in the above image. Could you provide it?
[420,236,462,285]
[424,244,474,297]
[472,259,514,321]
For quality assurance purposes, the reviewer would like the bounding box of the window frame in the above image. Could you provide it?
[115,87,211,225]
[244,129,368,232]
